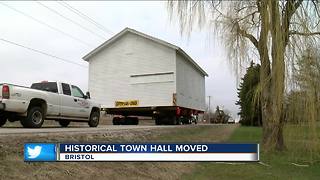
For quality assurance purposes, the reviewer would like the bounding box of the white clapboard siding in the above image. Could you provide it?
[85,28,207,111]
[88,33,176,107]
[176,52,206,111]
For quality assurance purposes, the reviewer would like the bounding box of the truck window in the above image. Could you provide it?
[62,83,71,96]
[31,82,58,93]
[71,85,84,98]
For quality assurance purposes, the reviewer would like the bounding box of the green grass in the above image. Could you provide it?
[182,126,320,180]
[227,126,261,143]
[154,124,236,142]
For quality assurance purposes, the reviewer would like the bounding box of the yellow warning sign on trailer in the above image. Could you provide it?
[115,100,139,107]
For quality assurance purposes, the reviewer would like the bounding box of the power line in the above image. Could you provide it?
[59,1,113,35]
[58,1,114,35]
[0,38,88,68]
[0,2,94,48]
[36,1,107,40]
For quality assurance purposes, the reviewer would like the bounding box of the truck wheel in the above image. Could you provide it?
[88,111,100,127]
[21,107,44,128]
[59,120,70,127]
[0,114,7,127]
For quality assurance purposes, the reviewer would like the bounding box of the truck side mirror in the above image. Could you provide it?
[85,92,91,99]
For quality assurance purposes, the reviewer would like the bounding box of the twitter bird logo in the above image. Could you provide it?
[24,144,56,161]
[27,146,42,159]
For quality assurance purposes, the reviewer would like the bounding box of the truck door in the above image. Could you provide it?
[60,83,78,117]
[70,85,90,118]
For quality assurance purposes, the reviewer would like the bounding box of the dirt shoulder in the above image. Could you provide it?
[0,124,238,180]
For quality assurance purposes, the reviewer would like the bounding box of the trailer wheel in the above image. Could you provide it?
[170,116,177,125]
[113,117,119,125]
[88,111,100,127]
[176,117,182,125]
[124,117,139,125]
[59,120,70,127]
[155,117,161,125]
[21,106,44,128]
[131,117,139,125]
[0,114,7,127]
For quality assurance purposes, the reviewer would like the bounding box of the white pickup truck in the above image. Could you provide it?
[0,81,101,128]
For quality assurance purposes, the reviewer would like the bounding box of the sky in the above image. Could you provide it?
[0,1,240,119]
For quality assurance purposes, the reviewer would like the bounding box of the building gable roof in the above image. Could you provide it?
[83,27,208,76]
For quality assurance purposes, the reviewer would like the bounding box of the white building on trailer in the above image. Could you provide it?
[83,28,207,125]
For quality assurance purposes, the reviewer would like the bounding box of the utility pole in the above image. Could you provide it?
[208,96,211,124]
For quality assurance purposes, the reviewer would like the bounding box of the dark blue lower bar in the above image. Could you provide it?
[59,143,258,153]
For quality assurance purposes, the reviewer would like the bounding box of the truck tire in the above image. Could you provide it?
[0,114,7,127]
[59,120,70,127]
[88,111,100,127]
[21,106,44,128]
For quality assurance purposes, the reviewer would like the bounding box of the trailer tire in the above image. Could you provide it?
[170,116,177,125]
[124,117,139,125]
[176,117,182,125]
[21,106,44,128]
[155,117,161,125]
[134,117,139,125]
[88,111,100,127]
[131,117,139,125]
[113,117,120,125]
[59,120,70,127]
[0,114,7,127]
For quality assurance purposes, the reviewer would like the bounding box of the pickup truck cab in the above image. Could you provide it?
[0,81,101,128]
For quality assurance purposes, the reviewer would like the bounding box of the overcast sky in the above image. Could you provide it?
[0,1,240,118]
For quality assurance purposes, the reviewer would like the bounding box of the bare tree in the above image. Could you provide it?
[168,0,320,151]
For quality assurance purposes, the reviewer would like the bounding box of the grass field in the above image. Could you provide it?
[1,124,319,179]
[0,125,236,180]
[182,126,320,179]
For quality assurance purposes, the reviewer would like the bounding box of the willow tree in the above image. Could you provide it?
[168,0,320,150]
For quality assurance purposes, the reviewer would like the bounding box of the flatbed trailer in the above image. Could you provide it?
[102,105,201,125]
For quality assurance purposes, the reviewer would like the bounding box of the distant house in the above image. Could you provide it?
[83,28,207,112]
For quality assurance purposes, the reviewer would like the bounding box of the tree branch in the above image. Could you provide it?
[282,0,304,46]
[235,23,259,49]
[235,5,256,13]
[235,11,259,24]
[289,31,320,36]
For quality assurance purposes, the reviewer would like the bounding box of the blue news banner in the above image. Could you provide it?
[24,143,259,162]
